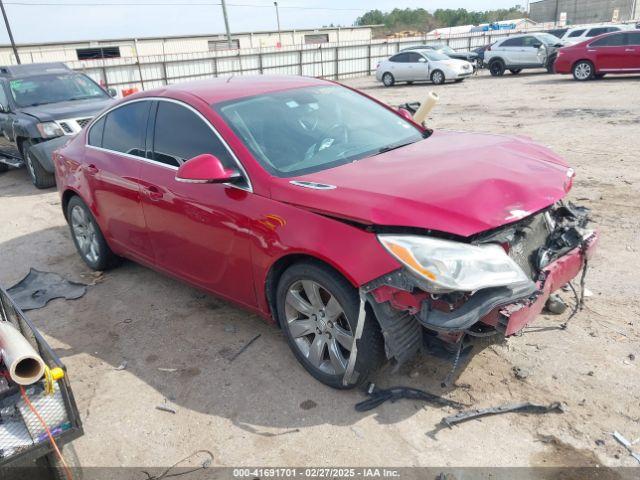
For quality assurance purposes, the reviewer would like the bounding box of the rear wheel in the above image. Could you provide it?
[572,60,594,81]
[509,68,522,75]
[382,72,395,87]
[489,60,505,76]
[23,140,55,189]
[430,69,445,85]
[276,261,384,389]
[67,196,120,271]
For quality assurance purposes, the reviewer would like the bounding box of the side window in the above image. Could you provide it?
[406,52,423,63]
[522,36,540,47]
[88,116,105,147]
[568,29,585,38]
[586,27,609,37]
[591,33,624,47]
[389,53,410,63]
[102,102,150,157]
[152,101,234,168]
[501,37,524,47]
[625,32,640,46]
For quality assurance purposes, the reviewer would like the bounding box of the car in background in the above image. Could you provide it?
[554,30,640,80]
[472,44,492,68]
[559,24,630,46]
[376,50,474,86]
[545,27,569,39]
[401,44,479,64]
[54,75,597,389]
[0,62,115,188]
[484,32,563,76]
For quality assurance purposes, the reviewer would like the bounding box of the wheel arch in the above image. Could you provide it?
[264,253,359,325]
[572,58,594,71]
[61,188,82,220]
[488,57,505,66]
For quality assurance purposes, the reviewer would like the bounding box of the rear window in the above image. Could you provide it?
[568,29,586,38]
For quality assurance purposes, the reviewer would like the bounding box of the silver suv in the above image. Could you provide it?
[484,32,563,76]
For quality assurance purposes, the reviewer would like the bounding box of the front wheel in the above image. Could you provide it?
[489,60,505,76]
[23,140,55,189]
[382,72,395,87]
[276,261,384,389]
[430,70,445,85]
[573,60,594,81]
[67,196,120,271]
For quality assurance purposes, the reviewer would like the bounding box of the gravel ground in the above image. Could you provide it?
[0,69,638,470]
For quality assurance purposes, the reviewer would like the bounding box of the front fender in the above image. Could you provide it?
[28,136,69,173]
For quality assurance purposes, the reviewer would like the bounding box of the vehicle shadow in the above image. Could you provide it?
[0,167,55,197]
[0,226,490,432]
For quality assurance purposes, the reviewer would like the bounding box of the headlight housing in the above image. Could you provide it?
[36,122,65,139]
[378,235,530,293]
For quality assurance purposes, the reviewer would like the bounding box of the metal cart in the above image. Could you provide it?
[0,285,83,479]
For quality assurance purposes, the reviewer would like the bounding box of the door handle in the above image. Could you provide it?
[143,185,163,201]
[85,164,98,175]
[625,49,635,52]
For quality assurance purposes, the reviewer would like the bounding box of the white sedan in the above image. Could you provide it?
[375,49,474,86]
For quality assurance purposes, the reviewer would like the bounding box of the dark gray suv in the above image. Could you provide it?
[0,62,114,188]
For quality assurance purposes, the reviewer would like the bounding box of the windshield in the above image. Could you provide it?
[438,45,456,55]
[9,73,109,108]
[537,33,560,45]
[216,85,424,177]
[425,51,451,61]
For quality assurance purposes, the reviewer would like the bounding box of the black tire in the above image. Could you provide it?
[35,443,83,480]
[430,69,445,85]
[572,60,595,81]
[509,69,522,75]
[23,140,55,189]
[546,55,557,73]
[489,60,505,76]
[66,195,120,271]
[0,162,8,173]
[382,72,395,87]
[276,261,384,389]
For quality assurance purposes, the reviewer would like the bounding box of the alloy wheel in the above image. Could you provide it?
[284,280,353,376]
[432,71,444,84]
[574,62,592,80]
[70,205,100,264]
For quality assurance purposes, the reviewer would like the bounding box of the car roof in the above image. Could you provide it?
[0,62,71,78]
[139,75,331,104]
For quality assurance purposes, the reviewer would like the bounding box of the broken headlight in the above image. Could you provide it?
[378,235,530,293]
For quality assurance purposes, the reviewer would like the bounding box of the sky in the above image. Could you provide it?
[0,0,521,45]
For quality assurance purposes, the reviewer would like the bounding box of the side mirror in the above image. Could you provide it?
[108,88,117,97]
[176,153,241,184]
[418,57,427,63]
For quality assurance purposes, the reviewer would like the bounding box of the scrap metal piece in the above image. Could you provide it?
[612,431,640,464]
[343,291,367,386]
[354,383,466,412]
[228,334,261,362]
[7,268,87,311]
[442,401,565,427]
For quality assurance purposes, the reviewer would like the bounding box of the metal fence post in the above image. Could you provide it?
[258,50,263,74]
[161,60,168,85]
[299,49,303,75]
[213,56,218,78]
[334,45,339,80]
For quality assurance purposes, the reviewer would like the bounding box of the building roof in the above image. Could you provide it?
[0,25,379,49]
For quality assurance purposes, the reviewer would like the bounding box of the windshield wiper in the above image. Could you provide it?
[375,140,418,155]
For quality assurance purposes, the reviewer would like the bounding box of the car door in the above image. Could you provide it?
[590,33,626,71]
[0,81,21,159]
[406,52,429,81]
[84,100,154,263]
[386,53,412,81]
[521,36,544,65]
[497,37,525,65]
[624,32,640,70]
[137,99,257,306]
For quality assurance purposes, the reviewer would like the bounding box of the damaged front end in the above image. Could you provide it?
[362,202,598,367]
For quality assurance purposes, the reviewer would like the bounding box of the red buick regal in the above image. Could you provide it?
[554,30,640,80]
[53,76,597,389]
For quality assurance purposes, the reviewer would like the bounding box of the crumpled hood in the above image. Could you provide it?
[270,130,572,238]
[20,98,114,122]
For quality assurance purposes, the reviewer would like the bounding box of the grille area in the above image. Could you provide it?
[76,117,92,128]
[59,121,73,134]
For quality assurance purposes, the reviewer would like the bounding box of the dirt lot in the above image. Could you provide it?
[0,69,639,470]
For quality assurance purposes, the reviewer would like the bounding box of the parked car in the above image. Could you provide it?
[545,28,569,39]
[554,30,640,80]
[0,62,115,188]
[484,32,563,76]
[376,50,474,86]
[53,76,597,389]
[401,44,479,63]
[559,24,631,46]
[472,44,492,67]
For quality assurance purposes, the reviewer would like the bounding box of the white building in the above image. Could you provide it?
[0,26,375,65]
[428,18,538,36]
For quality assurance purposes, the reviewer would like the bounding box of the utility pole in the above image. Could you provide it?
[274,1,282,46]
[220,0,232,49]
[0,0,20,64]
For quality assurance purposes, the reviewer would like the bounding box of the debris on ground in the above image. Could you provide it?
[441,402,566,428]
[156,404,177,414]
[512,366,530,380]
[228,334,261,362]
[157,367,178,373]
[545,294,568,314]
[612,431,640,464]
[114,361,128,371]
[354,383,466,412]
[7,268,87,310]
